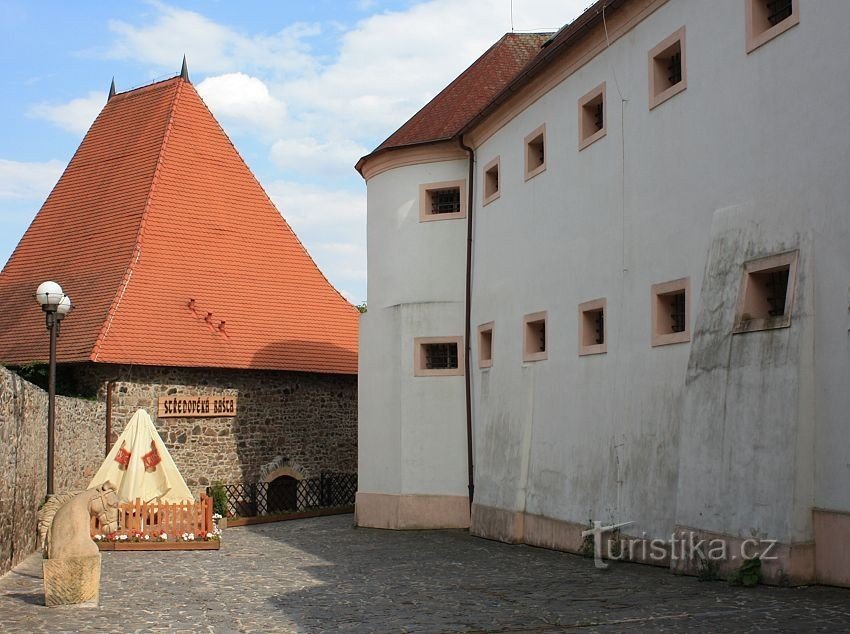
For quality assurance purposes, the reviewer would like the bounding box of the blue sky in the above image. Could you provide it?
[0,0,585,304]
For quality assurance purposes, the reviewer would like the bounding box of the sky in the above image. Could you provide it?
[0,0,587,305]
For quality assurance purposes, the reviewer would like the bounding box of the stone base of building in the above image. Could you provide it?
[355,492,470,529]
[43,555,101,606]
[470,503,850,587]
[669,525,815,586]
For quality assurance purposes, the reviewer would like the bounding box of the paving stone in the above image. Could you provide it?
[1,515,849,632]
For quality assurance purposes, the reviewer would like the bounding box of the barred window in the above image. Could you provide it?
[424,342,458,369]
[430,188,461,214]
[649,28,686,110]
[419,181,466,221]
[414,337,464,376]
[734,251,798,333]
[652,278,691,347]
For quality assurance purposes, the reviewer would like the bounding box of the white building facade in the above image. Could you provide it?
[356,0,850,587]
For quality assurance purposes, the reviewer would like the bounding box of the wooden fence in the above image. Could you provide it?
[91,493,214,539]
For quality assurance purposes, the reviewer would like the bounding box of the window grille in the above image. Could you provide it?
[534,321,546,352]
[667,52,682,85]
[430,188,461,214]
[424,342,459,369]
[764,269,790,316]
[594,102,604,131]
[767,0,793,26]
[594,311,605,345]
[670,292,686,333]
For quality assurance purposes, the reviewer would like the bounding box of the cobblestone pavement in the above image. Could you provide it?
[1,514,849,633]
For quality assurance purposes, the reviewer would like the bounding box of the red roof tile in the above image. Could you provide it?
[361,32,550,164]
[0,77,358,374]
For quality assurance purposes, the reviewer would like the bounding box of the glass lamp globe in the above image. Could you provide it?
[35,281,64,307]
[57,294,73,316]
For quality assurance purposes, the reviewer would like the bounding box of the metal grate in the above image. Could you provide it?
[210,472,357,519]
[670,292,686,333]
[667,52,682,85]
[766,0,793,26]
[430,188,461,214]
[536,322,546,352]
[594,102,604,131]
[594,311,605,345]
[764,269,790,317]
[528,136,545,168]
[424,342,459,369]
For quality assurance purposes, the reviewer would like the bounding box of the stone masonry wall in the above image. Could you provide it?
[75,364,357,493]
[0,367,104,576]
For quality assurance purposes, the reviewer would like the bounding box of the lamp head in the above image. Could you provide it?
[35,281,64,307]
[57,294,73,316]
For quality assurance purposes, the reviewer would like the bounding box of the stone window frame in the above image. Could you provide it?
[482,156,501,206]
[413,336,465,377]
[648,26,687,110]
[579,298,608,356]
[733,250,798,334]
[419,180,467,222]
[524,124,547,181]
[746,0,799,54]
[578,82,607,151]
[522,311,548,362]
[651,277,691,347]
[478,322,494,368]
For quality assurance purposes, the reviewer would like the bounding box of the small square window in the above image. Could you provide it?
[651,278,691,347]
[414,336,464,376]
[419,180,466,222]
[746,0,799,54]
[482,157,500,205]
[523,311,547,362]
[524,125,546,181]
[578,82,606,150]
[648,27,687,110]
[734,251,798,333]
[478,322,494,368]
[579,299,607,356]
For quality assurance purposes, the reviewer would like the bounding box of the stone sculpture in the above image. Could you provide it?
[37,482,119,606]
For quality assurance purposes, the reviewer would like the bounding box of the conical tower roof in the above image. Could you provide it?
[0,75,358,374]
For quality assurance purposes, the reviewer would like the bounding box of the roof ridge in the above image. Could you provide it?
[190,87,360,316]
[90,79,185,361]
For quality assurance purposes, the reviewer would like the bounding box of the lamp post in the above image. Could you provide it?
[35,281,73,497]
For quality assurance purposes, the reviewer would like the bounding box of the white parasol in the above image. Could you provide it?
[88,409,194,504]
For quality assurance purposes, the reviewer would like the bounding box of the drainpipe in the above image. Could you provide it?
[105,380,115,456]
[459,135,475,508]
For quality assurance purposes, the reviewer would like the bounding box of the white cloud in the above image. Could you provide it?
[269,137,369,177]
[27,91,105,135]
[278,0,587,138]
[101,1,319,76]
[0,159,65,200]
[196,73,287,134]
[266,180,366,302]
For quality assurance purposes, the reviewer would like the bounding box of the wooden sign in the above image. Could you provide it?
[157,395,237,418]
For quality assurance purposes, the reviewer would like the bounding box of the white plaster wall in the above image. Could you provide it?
[469,0,850,541]
[366,158,469,310]
[358,156,469,498]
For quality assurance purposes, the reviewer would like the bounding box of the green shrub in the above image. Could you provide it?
[728,557,761,587]
[210,484,228,517]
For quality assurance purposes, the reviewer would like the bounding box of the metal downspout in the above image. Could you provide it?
[459,135,475,508]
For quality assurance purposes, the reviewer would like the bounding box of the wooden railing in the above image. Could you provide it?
[91,494,214,538]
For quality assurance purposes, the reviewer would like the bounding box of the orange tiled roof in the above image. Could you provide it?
[360,32,550,165]
[0,77,358,374]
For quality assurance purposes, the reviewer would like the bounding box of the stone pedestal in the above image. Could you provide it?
[43,555,101,606]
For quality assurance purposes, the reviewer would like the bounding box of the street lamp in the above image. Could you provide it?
[35,281,73,497]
